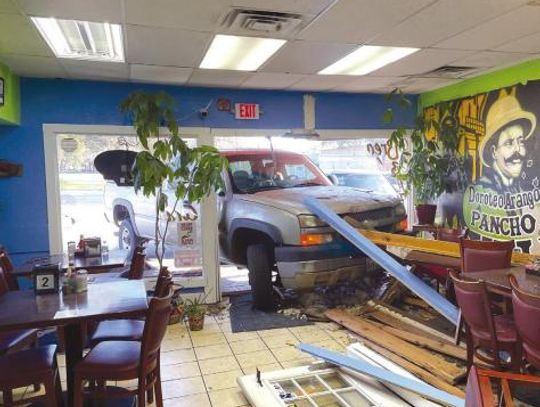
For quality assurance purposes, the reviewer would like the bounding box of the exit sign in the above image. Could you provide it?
[235,103,260,120]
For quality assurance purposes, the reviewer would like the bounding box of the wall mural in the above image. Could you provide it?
[426,81,540,254]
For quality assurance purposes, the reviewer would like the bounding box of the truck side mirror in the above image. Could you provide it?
[328,174,339,185]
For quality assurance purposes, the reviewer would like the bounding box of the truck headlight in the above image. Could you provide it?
[298,215,327,228]
[300,233,334,246]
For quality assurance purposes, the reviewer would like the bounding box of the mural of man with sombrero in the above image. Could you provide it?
[478,95,536,194]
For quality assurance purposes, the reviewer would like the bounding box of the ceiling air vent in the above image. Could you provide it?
[419,65,479,79]
[221,9,304,36]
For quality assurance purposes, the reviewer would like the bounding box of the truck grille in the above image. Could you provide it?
[343,207,393,223]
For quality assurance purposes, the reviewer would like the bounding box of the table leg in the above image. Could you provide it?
[64,322,83,406]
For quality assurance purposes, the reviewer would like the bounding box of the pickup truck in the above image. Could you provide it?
[99,149,407,310]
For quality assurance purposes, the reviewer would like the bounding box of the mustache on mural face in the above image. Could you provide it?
[504,151,526,164]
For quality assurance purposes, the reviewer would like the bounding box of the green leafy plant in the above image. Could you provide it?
[384,88,467,204]
[120,91,228,270]
[184,294,208,318]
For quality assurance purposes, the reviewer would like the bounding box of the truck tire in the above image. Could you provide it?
[119,219,138,258]
[247,244,275,311]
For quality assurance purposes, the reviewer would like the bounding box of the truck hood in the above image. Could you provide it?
[237,186,402,215]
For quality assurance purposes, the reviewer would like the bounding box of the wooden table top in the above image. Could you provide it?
[0,279,148,332]
[403,250,462,270]
[12,249,130,276]
[469,267,540,296]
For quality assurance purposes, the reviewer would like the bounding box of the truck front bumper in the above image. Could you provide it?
[275,240,369,290]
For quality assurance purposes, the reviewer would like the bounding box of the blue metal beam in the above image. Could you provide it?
[304,198,459,325]
[298,343,465,407]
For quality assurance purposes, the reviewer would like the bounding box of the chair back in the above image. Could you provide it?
[140,286,173,370]
[0,249,18,290]
[154,268,173,298]
[460,238,513,274]
[510,274,540,368]
[127,249,146,280]
[0,267,9,295]
[437,227,468,243]
[450,271,497,343]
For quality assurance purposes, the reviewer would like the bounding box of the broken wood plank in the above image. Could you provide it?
[379,279,408,305]
[298,343,465,407]
[403,296,431,309]
[325,309,466,384]
[358,229,538,266]
[357,339,466,399]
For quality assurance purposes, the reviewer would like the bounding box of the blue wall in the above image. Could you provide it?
[0,78,416,262]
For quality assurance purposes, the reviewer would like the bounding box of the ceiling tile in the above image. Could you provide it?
[17,0,123,23]
[394,76,463,93]
[286,75,353,91]
[373,48,474,77]
[60,60,129,80]
[331,76,401,92]
[436,5,540,50]
[0,54,67,77]
[241,72,305,89]
[496,32,540,53]
[451,51,532,68]
[126,0,230,31]
[232,0,333,16]
[188,69,253,88]
[0,14,51,56]
[0,0,20,14]
[126,25,211,66]
[298,0,436,43]
[261,40,358,74]
[130,64,193,85]
[372,0,528,48]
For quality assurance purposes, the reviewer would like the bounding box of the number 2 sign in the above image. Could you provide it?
[33,264,60,294]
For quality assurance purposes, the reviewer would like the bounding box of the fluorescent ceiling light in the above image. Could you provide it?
[200,34,286,71]
[319,45,419,75]
[31,17,124,62]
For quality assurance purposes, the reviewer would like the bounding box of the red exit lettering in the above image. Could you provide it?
[235,103,260,120]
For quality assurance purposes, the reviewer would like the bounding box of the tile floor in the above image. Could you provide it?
[7,311,356,407]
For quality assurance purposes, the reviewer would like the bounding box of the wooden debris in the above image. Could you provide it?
[325,309,467,385]
[359,339,466,399]
[379,279,408,305]
[403,296,431,310]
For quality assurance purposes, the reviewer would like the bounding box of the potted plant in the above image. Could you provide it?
[119,91,228,273]
[169,287,185,325]
[184,295,208,331]
[384,89,467,225]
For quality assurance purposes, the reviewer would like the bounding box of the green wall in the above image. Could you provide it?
[0,62,20,125]
[419,57,540,109]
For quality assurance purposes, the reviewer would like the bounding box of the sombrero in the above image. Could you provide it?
[479,95,536,167]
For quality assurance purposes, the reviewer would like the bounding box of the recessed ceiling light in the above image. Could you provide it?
[200,34,286,71]
[318,45,419,75]
[31,17,124,62]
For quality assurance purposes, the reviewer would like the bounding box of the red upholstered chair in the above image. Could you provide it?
[460,238,513,274]
[0,345,62,406]
[0,268,39,358]
[74,287,174,407]
[0,249,19,290]
[510,274,540,369]
[450,271,520,371]
[89,269,172,346]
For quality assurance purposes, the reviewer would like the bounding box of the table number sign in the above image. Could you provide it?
[33,263,61,294]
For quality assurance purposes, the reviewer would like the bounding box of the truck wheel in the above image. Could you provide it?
[118,219,138,257]
[247,244,275,311]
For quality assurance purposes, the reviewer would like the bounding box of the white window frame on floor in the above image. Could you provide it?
[42,124,221,302]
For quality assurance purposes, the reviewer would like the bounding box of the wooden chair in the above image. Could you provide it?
[0,345,62,407]
[119,246,146,280]
[509,274,540,369]
[465,366,540,406]
[0,249,19,290]
[450,271,520,372]
[74,287,174,407]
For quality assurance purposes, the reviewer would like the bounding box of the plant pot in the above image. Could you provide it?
[416,204,437,225]
[168,304,185,325]
[188,314,205,331]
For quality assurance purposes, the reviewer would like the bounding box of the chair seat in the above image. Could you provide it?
[473,314,517,343]
[77,341,141,379]
[91,319,144,345]
[0,345,57,381]
[0,329,37,354]
[416,264,449,282]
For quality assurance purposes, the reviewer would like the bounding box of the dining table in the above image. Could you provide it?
[12,249,130,277]
[0,278,148,406]
[468,266,540,297]
[402,250,462,270]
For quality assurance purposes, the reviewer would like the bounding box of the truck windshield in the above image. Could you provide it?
[224,151,331,193]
